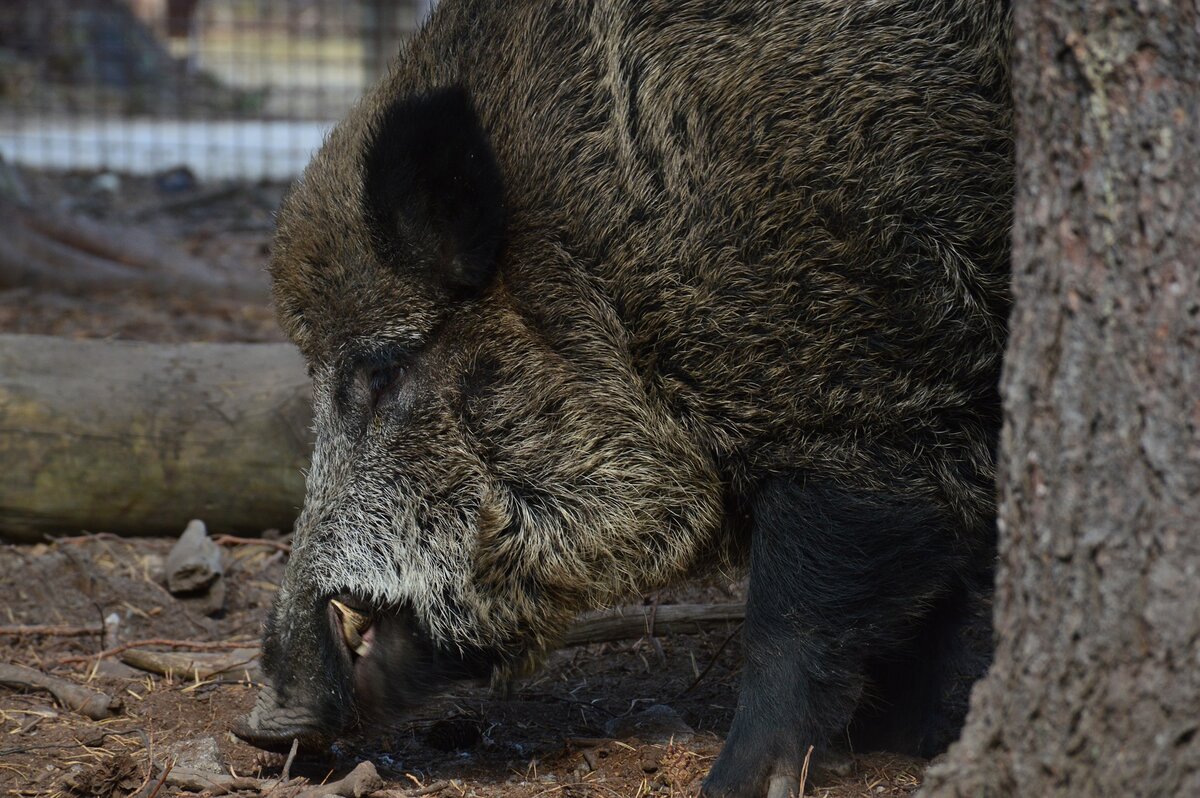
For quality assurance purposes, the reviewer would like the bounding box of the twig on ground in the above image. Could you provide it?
[45,532,127,545]
[0,662,122,720]
[128,727,158,798]
[0,730,127,758]
[798,744,814,798]
[562,602,745,647]
[119,647,259,681]
[0,624,104,637]
[406,780,450,796]
[164,767,275,795]
[146,756,174,798]
[56,638,259,666]
[295,760,384,798]
[280,738,299,783]
[676,621,744,697]
[213,534,292,553]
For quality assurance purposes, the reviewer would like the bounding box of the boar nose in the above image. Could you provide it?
[232,684,327,751]
[236,589,360,751]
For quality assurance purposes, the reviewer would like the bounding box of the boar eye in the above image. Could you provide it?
[369,363,406,405]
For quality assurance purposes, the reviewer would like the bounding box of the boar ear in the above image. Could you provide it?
[362,86,504,296]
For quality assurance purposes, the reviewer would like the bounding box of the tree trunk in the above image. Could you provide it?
[0,335,311,542]
[921,4,1200,797]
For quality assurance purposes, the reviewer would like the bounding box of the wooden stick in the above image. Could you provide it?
[0,624,104,637]
[1,202,268,302]
[213,534,292,553]
[57,637,260,666]
[295,761,383,798]
[561,602,745,647]
[0,662,122,720]
[119,648,259,680]
[164,767,275,795]
[280,738,299,783]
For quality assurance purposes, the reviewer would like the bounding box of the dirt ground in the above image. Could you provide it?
[0,168,926,798]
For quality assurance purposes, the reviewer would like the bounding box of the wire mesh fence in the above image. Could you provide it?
[0,0,429,181]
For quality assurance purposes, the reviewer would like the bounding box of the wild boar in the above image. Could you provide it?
[236,2,1013,796]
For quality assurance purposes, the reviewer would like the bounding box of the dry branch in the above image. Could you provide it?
[118,647,258,680]
[57,637,260,666]
[213,534,292,553]
[0,623,104,637]
[561,602,746,647]
[0,334,312,541]
[295,760,383,798]
[0,662,122,720]
[163,767,277,795]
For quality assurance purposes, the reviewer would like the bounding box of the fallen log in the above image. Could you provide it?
[0,334,312,541]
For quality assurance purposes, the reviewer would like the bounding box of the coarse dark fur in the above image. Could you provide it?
[240,2,1013,795]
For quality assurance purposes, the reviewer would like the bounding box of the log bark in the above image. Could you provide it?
[921,4,1200,797]
[0,334,312,541]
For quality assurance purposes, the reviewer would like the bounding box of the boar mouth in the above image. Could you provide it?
[235,593,504,753]
[233,593,371,751]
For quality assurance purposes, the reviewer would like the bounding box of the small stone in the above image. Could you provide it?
[424,718,482,751]
[809,749,855,782]
[164,519,223,595]
[164,735,224,777]
[154,165,197,193]
[603,705,694,744]
[95,659,140,679]
[91,172,121,194]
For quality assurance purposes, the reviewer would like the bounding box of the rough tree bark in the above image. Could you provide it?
[921,4,1200,797]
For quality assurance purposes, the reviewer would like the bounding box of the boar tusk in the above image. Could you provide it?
[330,598,372,657]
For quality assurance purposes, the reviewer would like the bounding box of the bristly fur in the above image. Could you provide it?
[263,0,1012,750]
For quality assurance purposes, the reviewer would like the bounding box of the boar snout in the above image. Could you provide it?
[236,591,501,752]
[235,591,357,751]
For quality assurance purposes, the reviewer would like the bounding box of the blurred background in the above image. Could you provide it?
[0,0,430,180]
[0,0,430,343]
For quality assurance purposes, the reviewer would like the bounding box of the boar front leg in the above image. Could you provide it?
[703,477,963,798]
